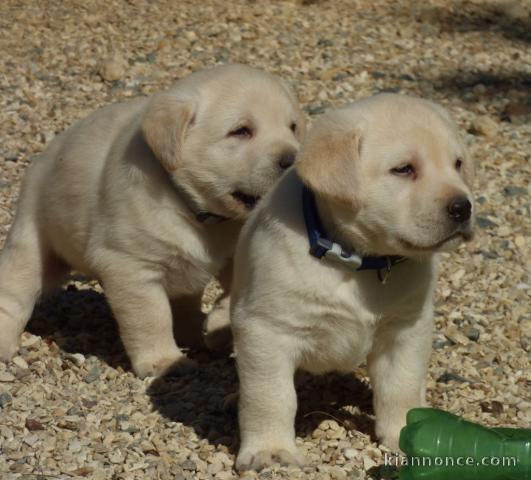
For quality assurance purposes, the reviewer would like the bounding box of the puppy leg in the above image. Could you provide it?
[236,336,305,471]
[204,262,233,353]
[0,220,66,361]
[102,265,196,378]
[367,308,433,451]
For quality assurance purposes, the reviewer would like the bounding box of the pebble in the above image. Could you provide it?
[65,353,86,367]
[343,448,357,460]
[83,365,101,383]
[0,391,12,407]
[498,226,512,237]
[99,54,126,82]
[12,356,28,369]
[23,434,40,447]
[503,186,527,197]
[0,372,15,382]
[181,459,197,471]
[464,326,481,342]
[469,115,499,138]
[25,418,44,431]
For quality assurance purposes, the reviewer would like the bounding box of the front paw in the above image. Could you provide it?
[376,417,406,452]
[133,352,197,379]
[236,444,306,472]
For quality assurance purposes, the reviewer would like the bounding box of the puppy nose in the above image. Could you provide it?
[278,151,296,170]
[447,197,472,223]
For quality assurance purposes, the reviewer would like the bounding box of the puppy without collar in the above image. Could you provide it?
[231,94,475,470]
[0,64,305,378]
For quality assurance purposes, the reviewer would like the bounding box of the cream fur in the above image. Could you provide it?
[0,64,305,378]
[232,94,475,470]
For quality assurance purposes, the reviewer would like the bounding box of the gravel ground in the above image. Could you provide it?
[0,0,530,479]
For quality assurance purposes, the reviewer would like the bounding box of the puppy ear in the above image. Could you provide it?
[296,121,360,208]
[142,94,195,171]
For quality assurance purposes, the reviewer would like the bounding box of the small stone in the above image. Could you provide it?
[343,447,357,460]
[146,51,157,63]
[469,115,499,138]
[23,434,39,447]
[25,418,44,431]
[20,334,40,348]
[362,455,377,470]
[480,400,504,414]
[12,356,28,369]
[0,392,12,408]
[99,54,126,82]
[433,338,451,349]
[109,450,125,463]
[503,186,527,197]
[328,466,347,480]
[68,439,82,453]
[464,326,480,342]
[320,67,347,81]
[0,372,15,382]
[65,353,85,367]
[306,105,326,115]
[498,226,511,237]
[476,217,497,229]
[207,461,223,475]
[515,236,525,248]
[181,459,197,471]
[184,30,198,41]
[83,365,101,383]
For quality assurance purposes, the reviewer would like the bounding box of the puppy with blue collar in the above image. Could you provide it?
[231,94,475,471]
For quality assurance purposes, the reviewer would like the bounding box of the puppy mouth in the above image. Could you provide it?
[231,190,260,210]
[398,230,473,252]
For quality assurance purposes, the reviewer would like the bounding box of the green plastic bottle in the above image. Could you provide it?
[398,408,531,480]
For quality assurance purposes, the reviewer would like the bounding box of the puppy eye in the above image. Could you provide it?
[228,126,252,138]
[455,158,463,171]
[391,164,415,176]
[290,122,297,133]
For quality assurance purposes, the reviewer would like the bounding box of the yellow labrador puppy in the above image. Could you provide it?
[232,94,475,470]
[0,64,305,378]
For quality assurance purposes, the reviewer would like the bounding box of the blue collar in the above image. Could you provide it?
[302,185,405,278]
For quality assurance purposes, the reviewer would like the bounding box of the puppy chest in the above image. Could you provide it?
[298,307,378,375]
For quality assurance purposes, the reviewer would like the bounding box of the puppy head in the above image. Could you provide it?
[297,94,475,257]
[142,64,305,220]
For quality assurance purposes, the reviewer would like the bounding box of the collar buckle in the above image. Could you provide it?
[324,242,363,270]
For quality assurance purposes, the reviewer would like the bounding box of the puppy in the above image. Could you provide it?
[231,94,475,470]
[0,64,305,378]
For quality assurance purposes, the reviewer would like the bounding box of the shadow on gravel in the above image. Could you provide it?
[421,2,530,43]
[147,364,375,454]
[27,282,131,370]
[432,70,531,106]
[27,280,376,451]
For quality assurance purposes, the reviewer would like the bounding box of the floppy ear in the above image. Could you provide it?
[142,94,195,172]
[296,120,360,208]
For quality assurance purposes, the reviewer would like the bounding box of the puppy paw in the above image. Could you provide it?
[376,418,405,452]
[236,445,306,472]
[133,353,197,379]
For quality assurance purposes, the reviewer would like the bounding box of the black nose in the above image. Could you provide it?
[447,197,472,222]
[278,151,296,170]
